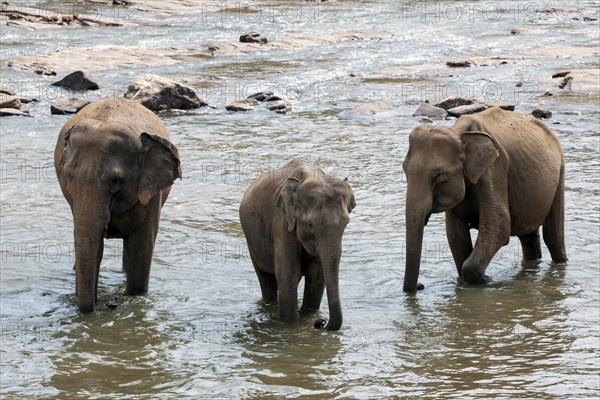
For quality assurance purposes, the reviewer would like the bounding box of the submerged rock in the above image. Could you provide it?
[353,101,395,115]
[51,71,99,91]
[125,74,207,112]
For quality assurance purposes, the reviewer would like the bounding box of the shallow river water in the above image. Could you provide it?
[1,0,599,398]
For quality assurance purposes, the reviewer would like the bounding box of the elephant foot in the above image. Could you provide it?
[457,274,493,285]
[313,319,327,329]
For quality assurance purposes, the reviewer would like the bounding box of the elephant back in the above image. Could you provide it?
[60,97,170,140]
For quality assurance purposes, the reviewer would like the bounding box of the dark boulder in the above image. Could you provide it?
[125,74,207,112]
[433,97,474,110]
[267,101,292,114]
[446,60,473,68]
[51,71,99,91]
[247,91,280,102]
[239,31,268,44]
[532,109,552,119]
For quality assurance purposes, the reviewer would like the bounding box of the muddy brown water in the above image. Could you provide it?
[1,1,598,398]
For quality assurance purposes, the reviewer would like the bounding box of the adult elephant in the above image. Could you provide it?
[402,107,567,291]
[239,159,356,331]
[54,97,181,313]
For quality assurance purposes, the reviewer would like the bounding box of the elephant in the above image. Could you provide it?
[239,159,356,331]
[402,107,567,291]
[54,97,181,313]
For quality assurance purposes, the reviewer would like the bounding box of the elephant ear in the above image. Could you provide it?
[138,132,182,206]
[343,177,356,213]
[461,131,499,184]
[276,177,301,232]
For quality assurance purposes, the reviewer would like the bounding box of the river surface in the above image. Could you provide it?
[1,0,599,398]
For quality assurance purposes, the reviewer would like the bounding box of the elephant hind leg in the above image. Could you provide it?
[518,230,542,261]
[543,168,568,263]
[253,264,278,302]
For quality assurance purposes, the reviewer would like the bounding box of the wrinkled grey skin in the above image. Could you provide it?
[239,159,356,331]
[54,98,181,313]
[403,107,567,291]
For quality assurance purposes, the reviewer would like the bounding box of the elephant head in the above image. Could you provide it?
[402,126,499,292]
[56,120,181,312]
[277,169,356,331]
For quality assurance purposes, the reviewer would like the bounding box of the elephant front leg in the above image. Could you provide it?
[445,211,473,278]
[274,247,302,323]
[123,202,160,295]
[462,207,510,284]
[300,258,325,314]
[123,226,156,295]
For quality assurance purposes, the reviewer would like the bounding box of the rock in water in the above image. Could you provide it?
[51,71,99,91]
[352,101,395,115]
[267,101,292,114]
[225,99,258,112]
[125,74,207,112]
[412,103,447,119]
[0,108,32,117]
[239,32,268,44]
[446,60,473,68]
[0,94,21,110]
[246,91,274,102]
[50,98,90,115]
[433,97,474,110]
[532,109,552,119]
[446,103,488,117]
[0,84,16,96]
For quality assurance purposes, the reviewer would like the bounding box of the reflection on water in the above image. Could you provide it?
[1,0,599,398]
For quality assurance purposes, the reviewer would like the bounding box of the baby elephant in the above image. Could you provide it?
[54,98,181,313]
[239,159,356,331]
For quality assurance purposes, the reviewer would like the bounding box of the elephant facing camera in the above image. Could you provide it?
[54,97,181,313]
[239,159,356,331]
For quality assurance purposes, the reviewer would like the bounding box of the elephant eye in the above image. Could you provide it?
[109,177,125,192]
[433,171,446,182]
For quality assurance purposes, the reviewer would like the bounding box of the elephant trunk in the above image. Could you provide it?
[72,195,109,313]
[403,188,432,292]
[319,237,343,331]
